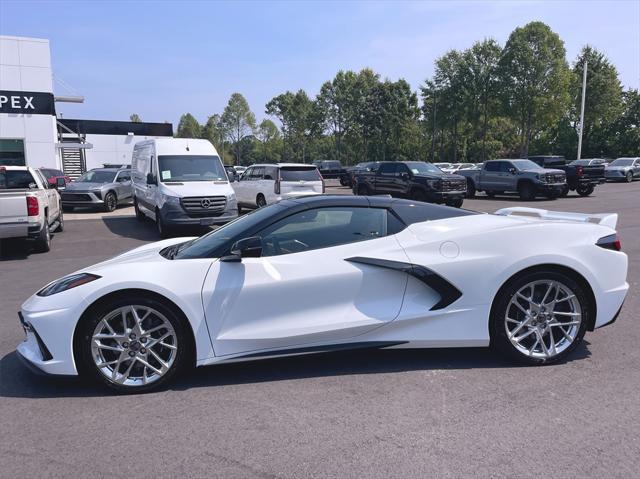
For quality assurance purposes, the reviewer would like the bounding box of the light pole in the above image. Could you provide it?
[577,60,588,160]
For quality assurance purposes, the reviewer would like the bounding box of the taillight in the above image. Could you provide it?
[274,178,280,195]
[597,233,621,251]
[576,165,584,178]
[27,196,39,216]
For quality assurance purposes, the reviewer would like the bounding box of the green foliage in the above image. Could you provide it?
[221,93,256,164]
[129,113,141,123]
[175,113,202,138]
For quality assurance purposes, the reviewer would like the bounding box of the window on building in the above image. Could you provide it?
[0,139,26,166]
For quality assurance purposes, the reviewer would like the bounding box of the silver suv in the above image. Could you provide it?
[61,167,133,212]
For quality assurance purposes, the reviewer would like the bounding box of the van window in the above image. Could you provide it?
[157,155,226,182]
[279,167,321,181]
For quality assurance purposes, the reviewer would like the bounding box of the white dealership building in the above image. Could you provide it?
[0,35,172,177]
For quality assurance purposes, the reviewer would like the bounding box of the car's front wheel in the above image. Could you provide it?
[626,171,633,182]
[103,191,117,212]
[490,270,590,365]
[77,295,190,393]
[576,184,595,196]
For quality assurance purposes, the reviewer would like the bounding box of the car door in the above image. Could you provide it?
[35,169,59,222]
[115,171,132,201]
[234,166,253,205]
[376,163,399,194]
[201,206,410,356]
[634,159,640,177]
[480,161,500,189]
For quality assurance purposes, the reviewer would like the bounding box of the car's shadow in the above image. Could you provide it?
[0,342,591,399]
[101,216,211,241]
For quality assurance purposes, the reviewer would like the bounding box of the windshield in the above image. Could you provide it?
[77,170,116,183]
[406,162,442,175]
[610,159,634,166]
[40,169,62,179]
[0,169,37,189]
[570,160,591,166]
[175,204,282,259]
[511,159,544,170]
[280,167,321,181]
[158,155,226,182]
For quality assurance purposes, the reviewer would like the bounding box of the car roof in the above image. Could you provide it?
[88,168,120,173]
[278,193,465,212]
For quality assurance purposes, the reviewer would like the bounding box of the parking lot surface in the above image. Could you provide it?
[1,181,638,477]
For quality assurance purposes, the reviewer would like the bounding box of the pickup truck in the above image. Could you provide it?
[313,160,347,180]
[0,166,65,252]
[458,159,566,200]
[528,155,605,196]
[353,161,467,207]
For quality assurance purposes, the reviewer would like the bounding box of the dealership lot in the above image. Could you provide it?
[1,181,639,477]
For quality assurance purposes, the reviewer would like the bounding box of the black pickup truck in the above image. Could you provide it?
[313,160,347,180]
[528,156,605,197]
[353,161,467,207]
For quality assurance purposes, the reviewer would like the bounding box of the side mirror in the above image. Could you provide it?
[146,173,157,185]
[221,236,262,262]
[509,168,517,174]
[55,177,66,189]
[400,172,410,180]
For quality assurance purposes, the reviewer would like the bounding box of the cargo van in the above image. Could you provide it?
[131,138,238,237]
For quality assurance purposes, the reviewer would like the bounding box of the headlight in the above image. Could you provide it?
[164,195,181,205]
[37,273,101,297]
[427,179,442,188]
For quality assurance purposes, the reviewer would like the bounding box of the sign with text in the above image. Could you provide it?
[0,90,56,115]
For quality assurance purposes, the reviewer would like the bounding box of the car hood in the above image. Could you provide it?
[415,173,466,180]
[522,168,565,175]
[160,181,231,197]
[66,182,109,191]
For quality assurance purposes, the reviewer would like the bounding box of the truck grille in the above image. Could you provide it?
[545,174,566,183]
[441,179,467,192]
[61,193,92,202]
[181,196,227,216]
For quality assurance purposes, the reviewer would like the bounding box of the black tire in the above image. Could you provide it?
[62,205,74,213]
[466,179,476,198]
[133,198,145,222]
[103,191,117,212]
[576,184,595,197]
[33,216,51,253]
[357,184,370,196]
[156,209,171,238]
[518,182,535,201]
[490,269,590,365]
[411,188,427,202]
[57,207,64,232]
[339,177,348,187]
[626,171,633,183]
[559,185,570,198]
[75,294,192,394]
[256,194,267,208]
[446,198,464,208]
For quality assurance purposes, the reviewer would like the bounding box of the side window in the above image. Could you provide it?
[397,164,411,175]
[258,207,388,257]
[241,167,254,181]
[263,167,277,181]
[484,162,499,172]
[117,172,131,182]
[378,163,398,175]
[35,170,48,188]
[499,162,513,173]
[253,167,265,180]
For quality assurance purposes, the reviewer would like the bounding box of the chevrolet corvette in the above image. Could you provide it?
[17,195,628,393]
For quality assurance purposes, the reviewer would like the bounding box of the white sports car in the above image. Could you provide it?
[17,196,628,393]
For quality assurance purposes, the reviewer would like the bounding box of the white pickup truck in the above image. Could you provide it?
[0,166,65,252]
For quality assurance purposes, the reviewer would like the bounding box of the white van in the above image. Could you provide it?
[232,163,324,210]
[131,138,238,237]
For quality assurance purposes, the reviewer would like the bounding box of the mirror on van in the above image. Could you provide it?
[146,173,157,185]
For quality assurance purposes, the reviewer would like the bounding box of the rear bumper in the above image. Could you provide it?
[594,282,629,329]
[0,222,29,239]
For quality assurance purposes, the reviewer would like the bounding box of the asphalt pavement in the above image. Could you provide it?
[1,181,638,478]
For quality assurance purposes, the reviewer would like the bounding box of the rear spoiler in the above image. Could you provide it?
[495,207,618,229]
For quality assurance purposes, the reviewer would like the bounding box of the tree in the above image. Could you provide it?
[256,119,281,162]
[175,113,201,138]
[221,93,256,165]
[202,114,229,162]
[499,21,570,157]
[129,113,141,123]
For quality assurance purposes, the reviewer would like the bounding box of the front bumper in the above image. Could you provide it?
[605,170,629,180]
[160,202,239,226]
[428,191,466,202]
[61,191,104,206]
[535,182,565,193]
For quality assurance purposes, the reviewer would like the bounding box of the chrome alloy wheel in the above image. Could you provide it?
[91,305,178,386]
[505,280,582,359]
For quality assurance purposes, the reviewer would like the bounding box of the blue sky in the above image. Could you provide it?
[1,0,638,128]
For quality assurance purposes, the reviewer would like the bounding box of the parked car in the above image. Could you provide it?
[605,157,640,182]
[233,165,247,175]
[224,166,237,181]
[131,138,238,237]
[571,158,609,167]
[433,162,453,171]
[39,168,71,188]
[353,161,466,208]
[0,165,64,252]
[16,194,628,393]
[232,163,324,210]
[459,159,566,200]
[528,155,605,197]
[61,167,133,212]
[341,161,379,187]
[447,163,475,173]
[313,160,346,179]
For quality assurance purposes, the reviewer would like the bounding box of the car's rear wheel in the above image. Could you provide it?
[626,171,633,182]
[357,184,370,196]
[490,270,589,365]
[518,182,535,201]
[103,191,117,212]
[256,194,267,208]
[57,207,64,232]
[466,180,476,198]
[33,215,51,253]
[77,296,190,393]
[576,184,595,196]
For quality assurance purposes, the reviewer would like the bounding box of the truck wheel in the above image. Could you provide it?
[133,198,145,222]
[256,194,267,208]
[576,184,595,197]
[446,198,464,208]
[156,208,171,239]
[339,177,349,187]
[518,182,535,201]
[626,171,633,182]
[559,185,570,198]
[34,216,51,253]
[57,207,65,232]
[357,184,370,196]
[466,180,476,198]
[411,189,427,202]
[103,192,117,212]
